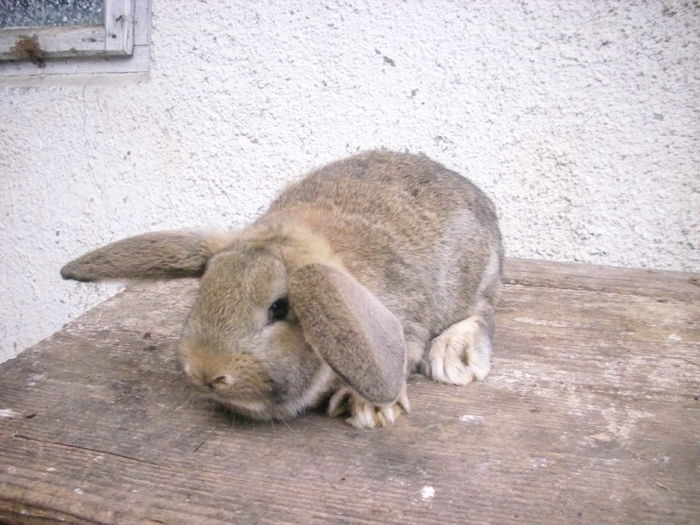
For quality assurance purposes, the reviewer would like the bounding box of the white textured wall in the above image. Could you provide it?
[1,0,698,363]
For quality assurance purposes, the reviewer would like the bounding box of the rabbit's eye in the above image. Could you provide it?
[268,297,289,323]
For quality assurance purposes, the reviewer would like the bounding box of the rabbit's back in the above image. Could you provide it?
[269,151,499,250]
[266,150,502,345]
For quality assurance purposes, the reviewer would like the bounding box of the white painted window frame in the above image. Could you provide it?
[0,0,149,81]
[0,0,134,61]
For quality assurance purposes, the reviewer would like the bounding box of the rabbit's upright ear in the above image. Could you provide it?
[289,264,406,404]
[61,231,229,282]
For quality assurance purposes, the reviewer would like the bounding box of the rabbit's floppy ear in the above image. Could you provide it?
[61,231,229,282]
[289,264,406,404]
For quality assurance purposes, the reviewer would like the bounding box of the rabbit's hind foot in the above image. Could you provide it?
[428,315,492,385]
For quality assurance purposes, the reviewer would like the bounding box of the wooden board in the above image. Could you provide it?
[0,259,698,524]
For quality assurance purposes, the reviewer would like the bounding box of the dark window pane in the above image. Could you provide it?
[0,0,104,29]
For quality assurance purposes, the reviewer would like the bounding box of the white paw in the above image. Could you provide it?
[327,386,410,428]
[429,316,491,385]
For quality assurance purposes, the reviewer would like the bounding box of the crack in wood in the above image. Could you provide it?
[676,357,700,367]
[12,433,162,467]
[0,495,102,524]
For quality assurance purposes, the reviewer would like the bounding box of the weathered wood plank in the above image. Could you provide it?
[0,259,698,524]
[505,258,700,302]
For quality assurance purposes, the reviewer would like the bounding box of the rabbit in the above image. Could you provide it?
[61,150,503,428]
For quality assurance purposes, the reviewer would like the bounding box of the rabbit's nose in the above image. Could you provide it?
[206,374,234,391]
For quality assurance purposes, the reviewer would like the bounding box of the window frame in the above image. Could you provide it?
[0,0,134,63]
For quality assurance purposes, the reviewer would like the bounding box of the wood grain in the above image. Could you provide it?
[1,259,698,524]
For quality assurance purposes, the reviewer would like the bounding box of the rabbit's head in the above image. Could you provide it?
[61,226,407,421]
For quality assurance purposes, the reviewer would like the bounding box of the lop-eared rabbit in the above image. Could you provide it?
[62,151,503,428]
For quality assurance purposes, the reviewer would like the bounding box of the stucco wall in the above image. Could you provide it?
[1,0,698,363]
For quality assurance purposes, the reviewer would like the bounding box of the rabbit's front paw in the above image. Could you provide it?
[428,315,492,385]
[327,385,410,428]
